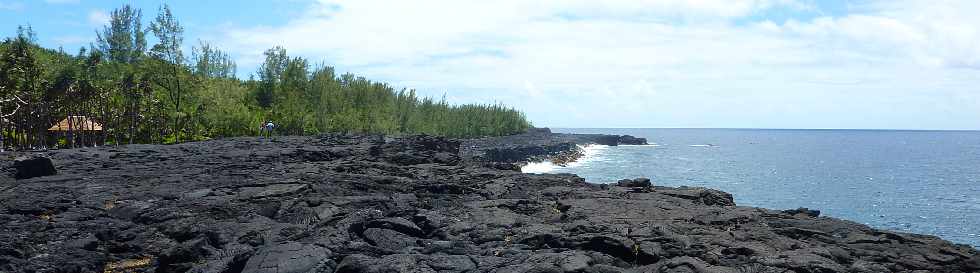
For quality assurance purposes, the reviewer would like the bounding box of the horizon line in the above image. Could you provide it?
[546,127,980,132]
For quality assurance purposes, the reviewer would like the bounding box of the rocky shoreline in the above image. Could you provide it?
[460,128,646,168]
[1,131,978,272]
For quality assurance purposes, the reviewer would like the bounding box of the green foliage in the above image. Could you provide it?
[0,5,530,150]
[256,46,288,108]
[192,41,236,79]
[148,3,186,143]
[148,4,183,64]
[95,5,145,64]
[1,29,48,149]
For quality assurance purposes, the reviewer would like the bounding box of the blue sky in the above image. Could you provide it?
[0,1,300,52]
[3,0,980,130]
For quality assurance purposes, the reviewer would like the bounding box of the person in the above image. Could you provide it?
[260,120,276,139]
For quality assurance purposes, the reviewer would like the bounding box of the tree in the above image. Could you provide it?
[95,5,146,64]
[192,40,236,79]
[272,56,313,134]
[47,59,81,148]
[0,88,26,152]
[256,46,287,108]
[149,4,185,143]
[0,11,532,148]
[120,72,151,144]
[0,28,46,150]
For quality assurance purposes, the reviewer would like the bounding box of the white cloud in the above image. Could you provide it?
[213,0,980,129]
[773,2,980,69]
[0,1,25,11]
[87,10,109,26]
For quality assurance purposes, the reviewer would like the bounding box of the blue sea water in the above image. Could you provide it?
[541,128,980,248]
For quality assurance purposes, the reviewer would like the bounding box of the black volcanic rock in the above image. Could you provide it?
[658,186,736,207]
[0,133,976,273]
[575,134,647,146]
[9,156,57,179]
[593,135,622,146]
[783,207,822,218]
[482,142,578,163]
[379,135,460,165]
[616,177,652,188]
[241,242,334,273]
[460,128,647,165]
[617,135,647,145]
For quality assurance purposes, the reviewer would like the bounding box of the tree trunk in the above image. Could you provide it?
[68,112,75,149]
[172,62,182,144]
[129,94,136,145]
[0,103,5,152]
[102,95,109,146]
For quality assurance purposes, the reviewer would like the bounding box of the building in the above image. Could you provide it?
[48,115,103,148]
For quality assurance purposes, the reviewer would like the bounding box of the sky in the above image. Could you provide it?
[2,0,980,130]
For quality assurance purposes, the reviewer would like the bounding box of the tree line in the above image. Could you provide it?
[0,4,531,151]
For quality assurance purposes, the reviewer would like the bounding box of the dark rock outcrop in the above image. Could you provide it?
[591,135,647,146]
[242,242,334,273]
[482,142,578,163]
[658,186,736,206]
[783,207,822,218]
[616,135,647,145]
[460,128,647,165]
[378,135,460,165]
[0,133,976,273]
[8,156,57,179]
[616,177,652,188]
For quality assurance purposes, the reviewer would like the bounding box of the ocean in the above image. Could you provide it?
[525,128,980,248]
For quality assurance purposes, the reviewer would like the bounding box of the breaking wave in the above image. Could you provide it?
[521,144,608,174]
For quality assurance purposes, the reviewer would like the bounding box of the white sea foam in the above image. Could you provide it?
[568,144,608,167]
[521,144,608,174]
[521,161,559,173]
[620,144,660,147]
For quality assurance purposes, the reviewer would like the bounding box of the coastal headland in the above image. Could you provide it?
[1,130,978,272]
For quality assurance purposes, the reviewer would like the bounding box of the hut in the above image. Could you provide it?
[48,115,103,148]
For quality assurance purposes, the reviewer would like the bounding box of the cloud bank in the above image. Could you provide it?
[213,0,980,129]
[87,9,109,26]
